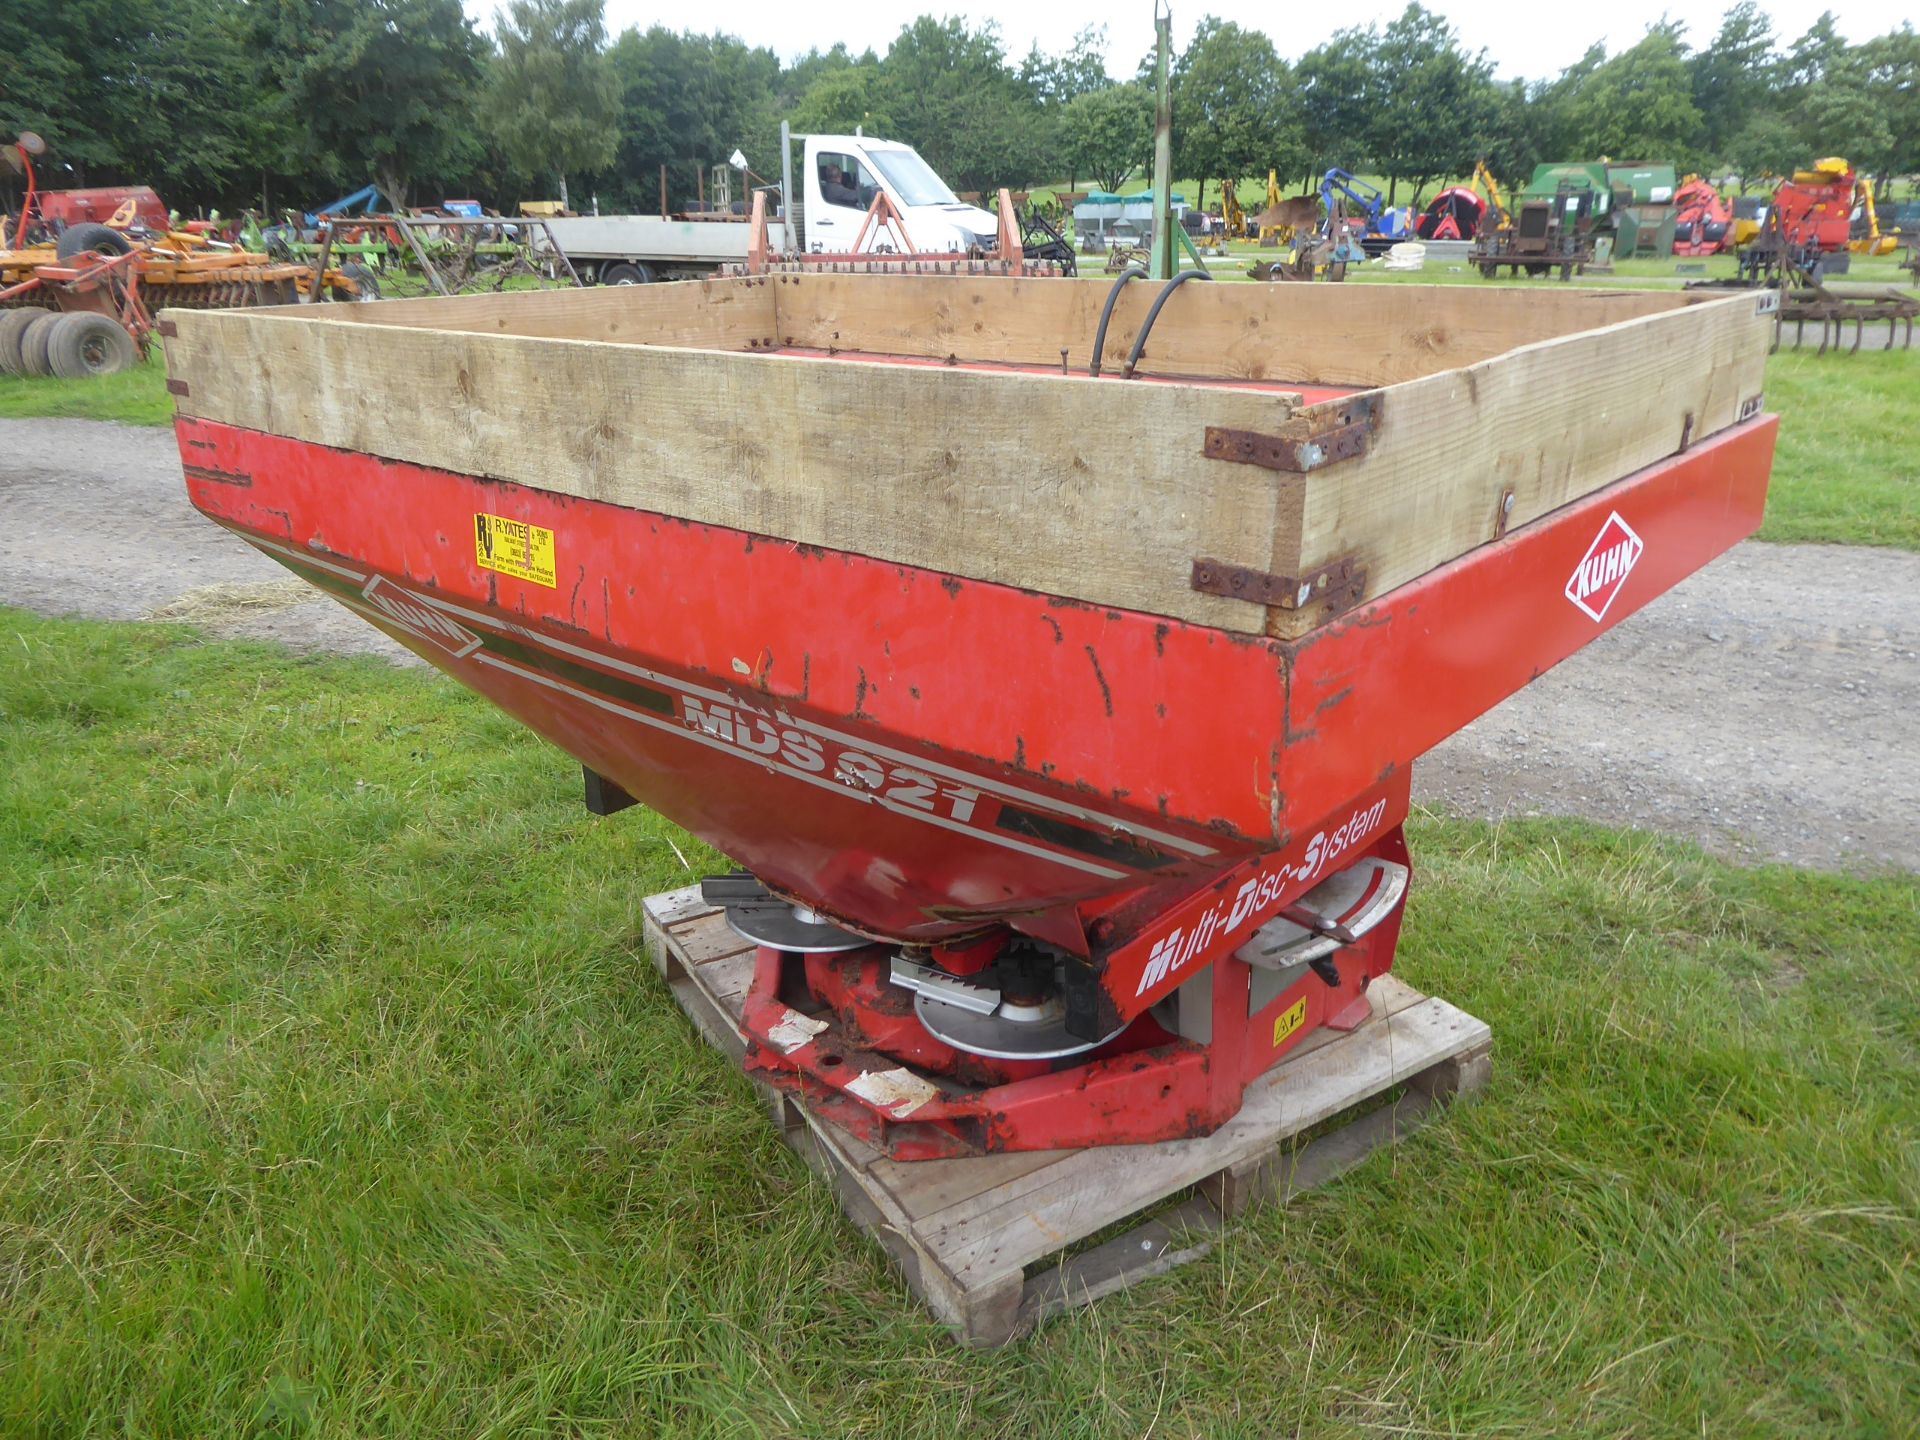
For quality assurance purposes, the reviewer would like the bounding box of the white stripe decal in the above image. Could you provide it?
[412,589,1211,856]
[242,530,1209,859]
[248,535,369,582]
[472,652,1128,880]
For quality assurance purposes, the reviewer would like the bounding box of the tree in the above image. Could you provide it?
[0,0,272,209]
[1296,28,1379,179]
[256,0,489,210]
[881,18,1050,195]
[1724,112,1804,188]
[1690,3,1775,159]
[488,0,620,205]
[1777,12,1847,92]
[1855,27,1920,191]
[1059,82,1152,192]
[601,28,781,212]
[1021,25,1112,108]
[1474,78,1553,193]
[1366,4,1497,201]
[1558,25,1704,166]
[1171,19,1302,193]
[1794,54,1893,177]
[790,64,895,138]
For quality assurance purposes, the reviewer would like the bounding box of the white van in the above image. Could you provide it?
[540,130,998,283]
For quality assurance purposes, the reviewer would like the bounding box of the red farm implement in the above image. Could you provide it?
[162,274,1778,1163]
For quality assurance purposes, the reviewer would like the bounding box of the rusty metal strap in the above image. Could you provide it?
[1202,391,1382,474]
[1190,555,1366,613]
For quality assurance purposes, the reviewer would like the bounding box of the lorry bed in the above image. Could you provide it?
[160,275,1771,637]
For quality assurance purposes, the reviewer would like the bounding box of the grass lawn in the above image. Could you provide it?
[0,356,173,426]
[2,609,1916,1437]
[1760,345,1920,548]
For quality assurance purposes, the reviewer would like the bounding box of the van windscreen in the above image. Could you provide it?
[866,149,958,208]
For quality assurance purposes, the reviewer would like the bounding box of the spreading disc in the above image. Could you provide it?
[912,990,1128,1061]
[723,901,871,953]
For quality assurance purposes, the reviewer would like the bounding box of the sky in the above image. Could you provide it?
[469,1,1912,83]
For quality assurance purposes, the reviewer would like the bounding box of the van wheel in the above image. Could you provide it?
[601,263,653,285]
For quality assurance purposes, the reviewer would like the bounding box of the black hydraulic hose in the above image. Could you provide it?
[1088,264,1145,377]
[1123,266,1214,379]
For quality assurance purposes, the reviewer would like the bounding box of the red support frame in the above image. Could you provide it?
[175,411,1776,1154]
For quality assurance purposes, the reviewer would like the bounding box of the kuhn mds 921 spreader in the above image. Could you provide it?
[163,273,1776,1160]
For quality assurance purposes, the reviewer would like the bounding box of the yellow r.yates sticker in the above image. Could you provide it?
[1273,997,1308,1048]
[474,513,556,588]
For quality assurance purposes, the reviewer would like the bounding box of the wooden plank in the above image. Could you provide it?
[860,979,1442,1245]
[798,1109,1028,1345]
[879,983,1436,1244]
[295,275,777,349]
[1200,1087,1436,1218]
[1018,1193,1223,1328]
[674,923,754,968]
[1267,288,1771,636]
[771,274,1688,386]
[163,279,1763,639]
[162,309,1304,632]
[645,893,1492,1346]
[644,885,711,932]
[925,995,1490,1285]
[667,974,748,1062]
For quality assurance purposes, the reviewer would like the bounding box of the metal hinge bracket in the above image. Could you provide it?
[1190,553,1367,613]
[1202,391,1382,474]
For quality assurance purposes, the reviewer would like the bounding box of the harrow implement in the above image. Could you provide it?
[1774,283,1919,354]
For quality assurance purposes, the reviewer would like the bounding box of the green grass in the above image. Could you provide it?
[0,355,173,425]
[1,609,1916,1437]
[1758,344,1920,548]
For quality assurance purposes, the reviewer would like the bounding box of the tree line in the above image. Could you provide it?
[2,0,1915,221]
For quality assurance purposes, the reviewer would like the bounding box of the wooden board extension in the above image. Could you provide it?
[641,886,1493,1347]
[161,276,1771,639]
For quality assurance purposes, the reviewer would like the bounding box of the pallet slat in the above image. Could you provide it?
[640,885,1491,1346]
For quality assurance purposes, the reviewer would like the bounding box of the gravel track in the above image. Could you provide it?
[4,416,1914,873]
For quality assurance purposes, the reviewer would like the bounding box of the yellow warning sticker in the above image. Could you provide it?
[474,513,556,588]
[1273,997,1308,1048]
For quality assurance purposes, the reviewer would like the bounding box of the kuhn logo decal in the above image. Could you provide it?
[359,576,484,657]
[1134,797,1388,997]
[1564,512,1644,623]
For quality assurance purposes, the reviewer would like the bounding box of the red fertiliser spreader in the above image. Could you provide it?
[163,274,1776,1161]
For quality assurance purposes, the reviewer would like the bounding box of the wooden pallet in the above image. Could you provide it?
[642,886,1492,1347]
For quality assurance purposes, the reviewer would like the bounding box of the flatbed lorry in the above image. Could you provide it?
[540,127,1000,283]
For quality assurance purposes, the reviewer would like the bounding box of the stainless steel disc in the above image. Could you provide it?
[912,990,1128,1061]
[723,901,871,953]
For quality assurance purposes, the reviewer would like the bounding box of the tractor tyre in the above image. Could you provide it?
[47,312,138,379]
[55,223,134,262]
[0,307,45,375]
[17,310,64,376]
[1479,263,1497,279]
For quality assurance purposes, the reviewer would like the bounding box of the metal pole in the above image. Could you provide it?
[394,215,450,297]
[305,219,336,304]
[1150,2,1175,281]
[780,120,797,253]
